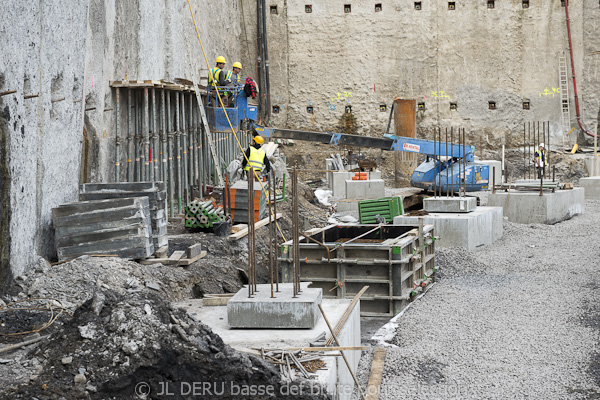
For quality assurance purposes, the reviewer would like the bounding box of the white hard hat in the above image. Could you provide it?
[539,143,545,148]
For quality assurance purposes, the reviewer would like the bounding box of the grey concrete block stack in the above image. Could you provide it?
[79,182,168,249]
[52,197,154,261]
[228,180,267,224]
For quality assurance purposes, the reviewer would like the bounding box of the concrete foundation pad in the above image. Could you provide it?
[579,177,600,200]
[488,188,584,224]
[423,196,477,213]
[227,283,322,329]
[176,296,361,400]
[394,206,503,250]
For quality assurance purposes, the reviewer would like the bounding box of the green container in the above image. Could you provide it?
[358,197,404,224]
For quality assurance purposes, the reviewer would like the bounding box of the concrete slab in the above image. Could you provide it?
[345,179,385,200]
[488,188,584,224]
[579,177,600,200]
[176,295,361,400]
[394,206,503,250]
[227,283,322,329]
[423,196,477,213]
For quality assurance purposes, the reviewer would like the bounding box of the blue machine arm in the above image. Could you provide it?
[383,134,475,162]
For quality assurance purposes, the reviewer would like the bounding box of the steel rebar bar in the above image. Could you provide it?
[292,167,299,297]
[273,168,279,292]
[269,174,274,298]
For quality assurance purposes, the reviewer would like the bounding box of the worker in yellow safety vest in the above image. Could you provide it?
[242,135,271,178]
[208,56,227,89]
[534,143,548,179]
[223,62,243,106]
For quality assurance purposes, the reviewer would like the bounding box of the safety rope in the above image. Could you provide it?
[186,0,287,242]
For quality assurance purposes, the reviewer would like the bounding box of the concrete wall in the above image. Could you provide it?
[0,0,244,290]
[243,0,600,146]
[0,1,90,291]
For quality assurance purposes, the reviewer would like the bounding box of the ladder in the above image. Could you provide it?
[188,61,225,187]
[559,53,571,146]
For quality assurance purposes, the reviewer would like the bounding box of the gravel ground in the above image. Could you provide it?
[353,200,600,399]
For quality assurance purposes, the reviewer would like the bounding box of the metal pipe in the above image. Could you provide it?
[135,91,141,182]
[175,92,182,214]
[181,93,189,204]
[547,121,550,180]
[143,88,150,181]
[167,92,175,217]
[189,94,196,188]
[564,0,596,138]
[127,89,133,182]
[528,122,531,179]
[262,0,271,122]
[523,123,526,180]
[152,88,159,182]
[272,168,279,292]
[161,90,167,185]
[438,128,442,197]
[115,88,121,182]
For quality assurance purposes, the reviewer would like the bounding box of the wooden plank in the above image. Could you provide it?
[155,245,168,258]
[138,258,169,265]
[178,251,207,266]
[228,213,282,240]
[168,251,185,265]
[365,348,387,400]
[231,224,247,233]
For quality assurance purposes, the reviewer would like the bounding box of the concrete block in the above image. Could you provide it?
[423,196,477,213]
[583,155,600,177]
[488,188,584,224]
[394,206,503,250]
[329,172,352,197]
[227,284,322,328]
[335,200,359,213]
[579,177,600,200]
[345,179,385,200]
[475,160,502,188]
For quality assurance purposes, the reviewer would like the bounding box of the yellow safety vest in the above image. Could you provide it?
[225,71,241,84]
[244,146,266,171]
[535,149,548,166]
[208,67,222,88]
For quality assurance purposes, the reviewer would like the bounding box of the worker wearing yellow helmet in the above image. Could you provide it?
[241,135,271,178]
[208,56,227,89]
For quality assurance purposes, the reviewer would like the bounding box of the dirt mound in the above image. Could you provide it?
[3,289,327,400]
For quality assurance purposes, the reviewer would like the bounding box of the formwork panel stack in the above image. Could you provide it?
[79,182,168,249]
[52,197,154,261]
[228,180,266,224]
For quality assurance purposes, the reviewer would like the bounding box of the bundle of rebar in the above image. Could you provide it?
[257,349,327,380]
[184,200,226,229]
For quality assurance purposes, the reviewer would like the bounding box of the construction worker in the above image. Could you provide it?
[534,143,548,179]
[208,56,227,89]
[241,135,271,179]
[223,62,243,106]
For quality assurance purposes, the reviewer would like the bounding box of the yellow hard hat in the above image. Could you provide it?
[254,135,264,145]
[233,62,243,69]
[216,56,226,64]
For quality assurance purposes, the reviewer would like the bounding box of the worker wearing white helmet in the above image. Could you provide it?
[534,143,548,179]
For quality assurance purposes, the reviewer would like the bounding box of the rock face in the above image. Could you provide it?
[242,0,600,146]
[4,289,327,400]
